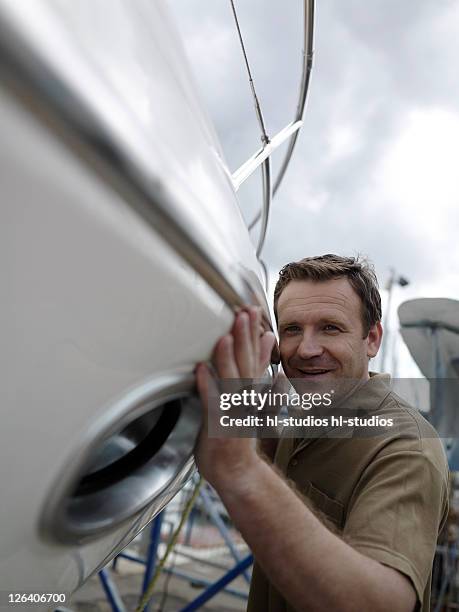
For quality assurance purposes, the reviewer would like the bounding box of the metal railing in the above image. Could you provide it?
[231,0,315,257]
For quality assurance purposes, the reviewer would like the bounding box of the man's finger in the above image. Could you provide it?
[196,363,210,412]
[248,306,261,371]
[213,334,240,379]
[196,361,225,430]
[233,311,254,378]
[259,331,276,375]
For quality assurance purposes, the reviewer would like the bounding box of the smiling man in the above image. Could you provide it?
[277,275,380,383]
[195,254,449,612]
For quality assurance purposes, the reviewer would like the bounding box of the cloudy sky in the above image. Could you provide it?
[168,0,459,375]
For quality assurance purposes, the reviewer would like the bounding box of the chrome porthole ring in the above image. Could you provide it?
[39,369,202,545]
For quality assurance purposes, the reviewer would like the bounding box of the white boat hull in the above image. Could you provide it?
[0,0,268,599]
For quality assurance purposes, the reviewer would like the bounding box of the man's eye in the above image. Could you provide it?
[324,324,340,332]
[283,325,301,334]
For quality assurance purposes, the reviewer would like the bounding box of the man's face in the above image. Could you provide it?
[277,278,382,387]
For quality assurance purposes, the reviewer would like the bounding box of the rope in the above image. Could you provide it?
[229,0,269,145]
[134,476,203,612]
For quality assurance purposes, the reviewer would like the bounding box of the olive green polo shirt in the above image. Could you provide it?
[247,374,449,612]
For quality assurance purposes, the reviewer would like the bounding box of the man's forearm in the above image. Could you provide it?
[257,438,279,463]
[215,458,416,612]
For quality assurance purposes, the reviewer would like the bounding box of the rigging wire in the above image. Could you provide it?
[229,0,270,145]
[134,477,203,612]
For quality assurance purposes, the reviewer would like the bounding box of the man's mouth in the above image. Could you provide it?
[296,368,334,377]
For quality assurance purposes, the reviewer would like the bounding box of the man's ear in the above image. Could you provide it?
[367,321,383,359]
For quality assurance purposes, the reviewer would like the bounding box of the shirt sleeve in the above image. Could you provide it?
[343,444,449,604]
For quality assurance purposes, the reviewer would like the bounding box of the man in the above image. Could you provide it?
[194,254,449,612]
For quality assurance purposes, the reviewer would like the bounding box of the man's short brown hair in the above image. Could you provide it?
[273,254,382,336]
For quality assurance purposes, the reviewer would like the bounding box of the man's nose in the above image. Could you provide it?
[296,332,324,360]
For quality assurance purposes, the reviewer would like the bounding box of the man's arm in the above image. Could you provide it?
[194,308,417,612]
[209,451,416,612]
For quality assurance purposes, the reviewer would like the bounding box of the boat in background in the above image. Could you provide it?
[398,298,459,467]
[0,0,314,601]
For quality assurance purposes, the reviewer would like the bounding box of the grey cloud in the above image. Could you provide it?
[168,0,459,294]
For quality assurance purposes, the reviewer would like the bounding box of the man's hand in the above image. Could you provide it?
[194,307,275,489]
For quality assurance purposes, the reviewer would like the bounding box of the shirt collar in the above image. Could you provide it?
[289,372,392,458]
